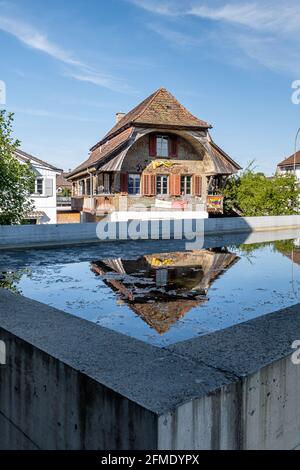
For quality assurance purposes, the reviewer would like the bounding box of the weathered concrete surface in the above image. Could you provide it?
[0,289,231,450]
[1,215,300,249]
[166,305,300,449]
[1,288,300,449]
[0,412,39,450]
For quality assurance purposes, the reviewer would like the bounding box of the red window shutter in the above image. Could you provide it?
[170,174,181,196]
[142,174,156,196]
[120,173,128,192]
[142,174,150,195]
[149,135,157,157]
[169,135,178,158]
[150,174,156,196]
[194,176,202,196]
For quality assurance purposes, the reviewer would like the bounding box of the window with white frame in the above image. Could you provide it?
[128,174,141,195]
[181,175,192,195]
[156,175,169,195]
[35,178,44,195]
[156,136,169,157]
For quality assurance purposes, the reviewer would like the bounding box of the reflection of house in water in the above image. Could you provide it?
[91,249,239,335]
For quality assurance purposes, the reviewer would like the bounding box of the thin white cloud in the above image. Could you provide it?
[129,0,178,16]
[147,23,202,47]
[188,2,300,34]
[129,0,300,77]
[0,15,83,66]
[0,14,132,92]
[10,106,103,123]
[130,0,300,32]
[64,70,133,93]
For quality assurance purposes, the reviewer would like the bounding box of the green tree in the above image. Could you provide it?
[60,187,71,197]
[0,110,35,225]
[223,163,300,216]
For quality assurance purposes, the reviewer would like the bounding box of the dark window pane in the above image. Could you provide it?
[128,174,140,195]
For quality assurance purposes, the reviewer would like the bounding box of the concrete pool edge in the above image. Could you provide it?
[1,215,300,249]
[1,288,300,449]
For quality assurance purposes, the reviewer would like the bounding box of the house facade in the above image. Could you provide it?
[277,151,300,181]
[14,149,61,224]
[68,88,241,221]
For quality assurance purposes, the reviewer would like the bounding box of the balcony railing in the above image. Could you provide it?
[57,196,72,206]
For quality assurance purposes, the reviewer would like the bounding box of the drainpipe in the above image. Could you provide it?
[294,128,300,215]
[294,128,300,175]
[86,168,93,197]
[86,168,94,213]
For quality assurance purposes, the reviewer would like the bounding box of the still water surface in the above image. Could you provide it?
[1,235,300,346]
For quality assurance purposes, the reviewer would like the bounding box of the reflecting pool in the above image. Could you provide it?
[1,233,300,346]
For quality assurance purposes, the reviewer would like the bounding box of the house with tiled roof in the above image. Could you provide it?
[68,88,241,220]
[14,149,62,224]
[277,151,300,181]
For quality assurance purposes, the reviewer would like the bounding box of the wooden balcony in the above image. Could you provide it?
[71,197,84,211]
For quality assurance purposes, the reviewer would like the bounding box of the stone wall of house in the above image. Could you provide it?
[120,133,212,198]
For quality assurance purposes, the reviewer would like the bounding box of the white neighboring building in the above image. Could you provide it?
[14,149,62,224]
[277,151,300,182]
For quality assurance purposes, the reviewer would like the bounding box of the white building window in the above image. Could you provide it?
[156,136,169,157]
[181,175,192,195]
[35,178,44,195]
[156,175,169,195]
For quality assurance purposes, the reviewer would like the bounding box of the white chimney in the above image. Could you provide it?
[116,112,125,123]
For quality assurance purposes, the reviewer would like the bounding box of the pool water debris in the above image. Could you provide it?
[1,236,300,346]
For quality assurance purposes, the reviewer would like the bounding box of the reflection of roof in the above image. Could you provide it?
[14,149,62,172]
[130,300,203,335]
[278,151,300,167]
[91,249,239,335]
[282,250,300,266]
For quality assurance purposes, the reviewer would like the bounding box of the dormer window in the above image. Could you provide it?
[156,136,169,157]
[149,133,178,158]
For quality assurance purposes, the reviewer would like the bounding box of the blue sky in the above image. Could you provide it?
[1,0,300,174]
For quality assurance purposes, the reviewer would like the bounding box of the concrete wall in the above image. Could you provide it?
[0,328,157,450]
[1,215,300,249]
[1,289,300,449]
[158,356,300,450]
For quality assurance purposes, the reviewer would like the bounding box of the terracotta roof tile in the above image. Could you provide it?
[278,151,300,167]
[98,88,211,146]
[56,173,72,188]
[68,127,133,177]
[210,141,242,173]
